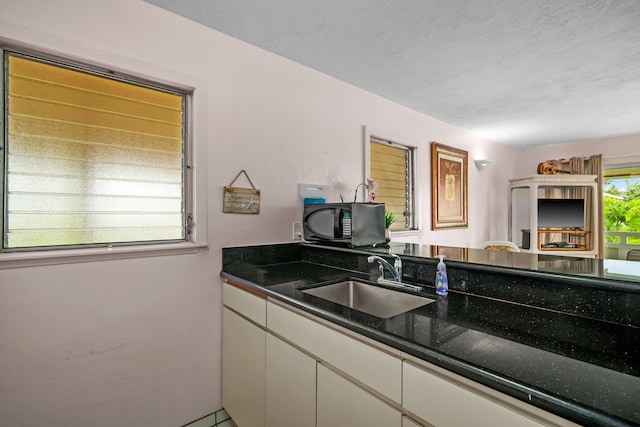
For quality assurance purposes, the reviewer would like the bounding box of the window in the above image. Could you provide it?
[603,165,640,259]
[368,136,416,230]
[1,50,189,251]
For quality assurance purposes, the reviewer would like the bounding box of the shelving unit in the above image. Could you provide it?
[522,228,590,251]
[508,175,598,258]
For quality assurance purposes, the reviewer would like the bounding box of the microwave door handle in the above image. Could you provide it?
[334,209,341,238]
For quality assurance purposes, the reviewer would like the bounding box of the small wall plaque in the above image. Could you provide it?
[223,170,261,214]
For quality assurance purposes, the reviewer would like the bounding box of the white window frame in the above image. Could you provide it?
[0,39,208,269]
[364,126,421,236]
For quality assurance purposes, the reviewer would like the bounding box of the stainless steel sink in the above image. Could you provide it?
[302,280,434,318]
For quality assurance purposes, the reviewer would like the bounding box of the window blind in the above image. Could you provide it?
[370,140,410,229]
[4,53,185,249]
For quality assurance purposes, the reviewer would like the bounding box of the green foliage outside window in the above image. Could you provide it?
[604,179,640,243]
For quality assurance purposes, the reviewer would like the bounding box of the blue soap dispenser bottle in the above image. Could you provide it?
[435,255,448,296]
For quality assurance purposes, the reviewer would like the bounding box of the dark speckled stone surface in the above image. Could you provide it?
[221,242,640,427]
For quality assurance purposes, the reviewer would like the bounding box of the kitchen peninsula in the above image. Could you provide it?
[220,242,640,427]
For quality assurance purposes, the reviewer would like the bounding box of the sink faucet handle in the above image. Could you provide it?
[367,256,384,279]
[391,254,402,283]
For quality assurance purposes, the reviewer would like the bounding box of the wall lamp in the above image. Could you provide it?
[474,159,491,171]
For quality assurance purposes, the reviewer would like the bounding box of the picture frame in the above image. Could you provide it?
[430,245,469,262]
[431,141,468,229]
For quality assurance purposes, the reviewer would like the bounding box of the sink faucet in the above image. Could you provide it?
[368,255,402,283]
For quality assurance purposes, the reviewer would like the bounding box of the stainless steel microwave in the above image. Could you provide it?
[302,203,386,247]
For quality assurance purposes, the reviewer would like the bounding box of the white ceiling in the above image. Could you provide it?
[145,0,640,149]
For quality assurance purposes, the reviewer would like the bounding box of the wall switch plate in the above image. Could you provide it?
[293,222,302,240]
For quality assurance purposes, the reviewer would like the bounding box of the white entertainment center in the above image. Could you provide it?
[508,175,599,258]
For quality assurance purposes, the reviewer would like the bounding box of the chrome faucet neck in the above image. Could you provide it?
[367,255,402,283]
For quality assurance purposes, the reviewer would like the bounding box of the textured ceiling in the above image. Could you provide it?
[145,0,640,149]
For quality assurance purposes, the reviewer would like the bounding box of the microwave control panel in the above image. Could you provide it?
[341,211,352,236]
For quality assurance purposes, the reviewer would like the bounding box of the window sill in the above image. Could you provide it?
[0,241,209,270]
[390,229,421,238]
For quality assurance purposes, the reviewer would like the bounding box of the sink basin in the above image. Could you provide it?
[302,280,434,318]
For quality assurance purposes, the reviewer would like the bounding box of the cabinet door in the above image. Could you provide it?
[403,362,545,427]
[222,307,265,427]
[317,364,401,427]
[265,333,316,427]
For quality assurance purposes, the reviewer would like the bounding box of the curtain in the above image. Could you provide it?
[544,155,604,258]
[587,155,604,259]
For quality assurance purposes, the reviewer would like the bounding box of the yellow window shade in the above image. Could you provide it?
[370,141,408,229]
[4,53,186,249]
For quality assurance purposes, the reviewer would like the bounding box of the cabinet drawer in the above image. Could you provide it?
[403,361,545,427]
[223,281,266,326]
[267,301,402,403]
[402,416,424,427]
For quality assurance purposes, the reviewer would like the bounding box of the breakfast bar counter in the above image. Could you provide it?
[221,242,640,427]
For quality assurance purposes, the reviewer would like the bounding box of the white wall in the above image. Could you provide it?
[0,1,517,426]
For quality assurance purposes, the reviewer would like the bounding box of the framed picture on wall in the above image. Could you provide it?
[430,245,469,262]
[431,141,468,229]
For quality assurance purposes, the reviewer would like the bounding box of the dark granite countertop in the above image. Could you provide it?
[221,243,640,427]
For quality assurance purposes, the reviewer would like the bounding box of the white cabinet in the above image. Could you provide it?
[317,363,402,427]
[508,175,598,257]
[223,281,568,427]
[222,282,268,427]
[222,307,265,427]
[403,361,546,427]
[265,333,316,427]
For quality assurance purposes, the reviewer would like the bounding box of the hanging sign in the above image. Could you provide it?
[223,170,261,214]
